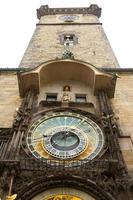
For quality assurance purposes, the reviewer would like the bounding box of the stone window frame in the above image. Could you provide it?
[46,93,58,102]
[75,94,87,103]
[59,33,78,46]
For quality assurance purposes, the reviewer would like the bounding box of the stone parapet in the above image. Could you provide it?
[37,4,101,19]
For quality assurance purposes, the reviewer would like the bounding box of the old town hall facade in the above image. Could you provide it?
[0,4,133,200]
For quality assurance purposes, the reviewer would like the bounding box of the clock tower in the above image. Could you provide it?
[0,4,133,200]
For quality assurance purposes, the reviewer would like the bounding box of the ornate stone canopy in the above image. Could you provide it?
[18,59,116,98]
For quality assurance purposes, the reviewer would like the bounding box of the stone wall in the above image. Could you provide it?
[19,14,119,69]
[112,73,133,171]
[0,72,21,128]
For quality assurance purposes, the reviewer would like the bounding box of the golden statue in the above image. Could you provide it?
[63,85,71,92]
[6,194,17,200]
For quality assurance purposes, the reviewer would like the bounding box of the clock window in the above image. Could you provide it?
[46,93,57,102]
[75,94,87,103]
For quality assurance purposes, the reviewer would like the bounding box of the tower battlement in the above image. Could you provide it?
[37,4,101,19]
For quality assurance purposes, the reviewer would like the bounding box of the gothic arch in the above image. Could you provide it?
[17,176,116,200]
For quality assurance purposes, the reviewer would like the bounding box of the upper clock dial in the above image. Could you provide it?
[59,15,79,22]
[27,112,104,164]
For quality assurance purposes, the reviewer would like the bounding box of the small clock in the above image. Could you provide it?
[59,15,79,22]
[27,112,105,166]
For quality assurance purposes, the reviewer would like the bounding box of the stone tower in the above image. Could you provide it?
[0,4,133,200]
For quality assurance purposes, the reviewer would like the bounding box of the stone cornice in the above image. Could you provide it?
[37,4,102,19]
[36,23,102,26]
[1,68,133,73]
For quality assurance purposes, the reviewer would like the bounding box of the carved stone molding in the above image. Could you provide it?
[15,176,116,200]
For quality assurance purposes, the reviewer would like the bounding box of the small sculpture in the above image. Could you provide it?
[62,50,74,59]
[61,93,71,102]
[63,85,71,92]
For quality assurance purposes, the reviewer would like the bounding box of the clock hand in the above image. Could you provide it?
[43,134,48,138]
[33,136,43,140]
[43,134,53,140]
[61,131,73,140]
[32,134,51,141]
[32,136,44,143]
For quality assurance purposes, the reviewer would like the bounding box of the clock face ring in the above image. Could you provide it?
[27,112,104,165]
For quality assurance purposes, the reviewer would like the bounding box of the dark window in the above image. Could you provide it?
[64,35,74,46]
[46,93,57,102]
[59,34,78,45]
[75,94,87,103]
[64,35,74,42]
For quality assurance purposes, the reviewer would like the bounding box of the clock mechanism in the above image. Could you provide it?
[27,112,104,166]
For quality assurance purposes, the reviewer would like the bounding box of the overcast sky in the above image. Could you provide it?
[0,0,133,68]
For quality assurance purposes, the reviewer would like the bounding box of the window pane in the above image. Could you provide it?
[75,94,87,103]
[46,94,57,101]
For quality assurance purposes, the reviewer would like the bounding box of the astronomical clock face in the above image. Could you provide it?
[27,112,104,166]
[32,187,95,200]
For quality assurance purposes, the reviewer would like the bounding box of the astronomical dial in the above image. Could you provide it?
[44,126,87,159]
[27,112,104,166]
[32,187,95,200]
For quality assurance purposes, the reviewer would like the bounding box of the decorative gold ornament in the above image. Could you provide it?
[45,194,82,200]
[63,85,71,92]
[6,194,17,200]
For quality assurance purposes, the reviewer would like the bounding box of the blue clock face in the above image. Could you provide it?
[27,112,104,165]
[59,15,79,22]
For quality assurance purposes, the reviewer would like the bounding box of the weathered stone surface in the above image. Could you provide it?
[112,74,133,137]
[0,73,21,128]
[19,14,119,69]
[112,74,133,171]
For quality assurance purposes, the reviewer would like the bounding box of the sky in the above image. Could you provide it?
[0,0,133,68]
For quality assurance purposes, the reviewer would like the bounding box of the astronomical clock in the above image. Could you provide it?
[23,110,106,200]
[27,112,105,166]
